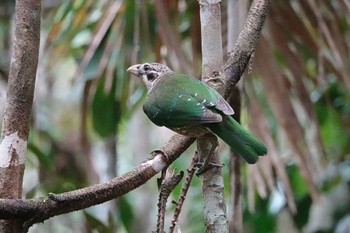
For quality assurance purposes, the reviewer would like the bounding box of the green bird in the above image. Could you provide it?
[127,62,267,166]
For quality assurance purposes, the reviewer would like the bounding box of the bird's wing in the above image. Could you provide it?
[192,78,234,115]
[184,76,234,115]
[143,74,234,128]
[170,93,223,126]
[144,93,222,128]
[214,96,234,115]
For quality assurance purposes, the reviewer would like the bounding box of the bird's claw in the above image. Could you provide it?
[195,161,224,176]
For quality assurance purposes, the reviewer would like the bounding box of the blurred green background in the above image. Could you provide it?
[0,0,349,232]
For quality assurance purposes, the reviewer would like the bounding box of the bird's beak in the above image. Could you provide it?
[127,64,141,76]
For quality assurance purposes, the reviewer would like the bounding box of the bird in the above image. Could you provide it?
[127,62,267,169]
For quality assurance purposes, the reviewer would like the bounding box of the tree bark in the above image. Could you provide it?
[199,1,229,233]
[0,0,271,231]
[0,0,41,232]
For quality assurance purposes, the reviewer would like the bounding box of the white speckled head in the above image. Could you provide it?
[127,63,174,91]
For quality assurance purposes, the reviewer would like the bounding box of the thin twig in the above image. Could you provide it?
[169,156,198,233]
[156,169,184,233]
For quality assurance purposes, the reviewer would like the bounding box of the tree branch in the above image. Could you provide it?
[0,0,41,232]
[156,169,184,233]
[223,0,271,97]
[0,135,195,232]
[0,0,271,232]
[169,156,198,233]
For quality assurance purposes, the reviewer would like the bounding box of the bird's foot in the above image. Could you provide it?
[195,161,224,176]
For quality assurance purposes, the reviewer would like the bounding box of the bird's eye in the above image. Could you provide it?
[143,64,150,72]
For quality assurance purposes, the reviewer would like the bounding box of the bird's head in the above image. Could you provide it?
[127,63,173,91]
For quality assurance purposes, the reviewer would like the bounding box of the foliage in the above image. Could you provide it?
[0,0,349,232]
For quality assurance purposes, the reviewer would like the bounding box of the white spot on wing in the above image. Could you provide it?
[194,93,198,97]
[187,98,191,101]
[179,94,183,98]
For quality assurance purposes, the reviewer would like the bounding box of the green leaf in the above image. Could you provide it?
[118,196,134,232]
[84,211,109,233]
[286,164,308,197]
[293,195,312,229]
[243,197,276,233]
[82,41,104,80]
[91,76,121,138]
[314,82,350,159]
[25,187,37,199]
[27,142,53,168]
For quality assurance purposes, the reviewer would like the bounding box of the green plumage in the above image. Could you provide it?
[143,74,225,127]
[143,73,267,163]
[208,115,267,163]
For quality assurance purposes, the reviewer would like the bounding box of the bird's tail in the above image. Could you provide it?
[208,115,267,164]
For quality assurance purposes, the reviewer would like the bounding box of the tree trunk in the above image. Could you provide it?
[0,0,41,232]
[199,1,228,232]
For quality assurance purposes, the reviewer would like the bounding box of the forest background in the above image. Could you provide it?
[0,0,349,232]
